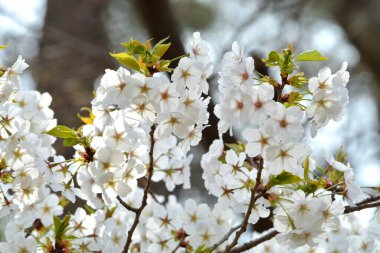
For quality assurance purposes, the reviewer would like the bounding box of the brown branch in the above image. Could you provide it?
[344,201,380,213]
[171,238,186,253]
[229,229,280,253]
[117,196,138,213]
[122,124,156,253]
[355,194,380,206]
[171,243,181,253]
[222,157,264,253]
[275,73,288,102]
[210,225,240,252]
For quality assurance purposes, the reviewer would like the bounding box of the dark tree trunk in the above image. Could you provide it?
[33,0,112,156]
[325,0,380,118]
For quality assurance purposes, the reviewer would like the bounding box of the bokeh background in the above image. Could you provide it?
[0,0,379,205]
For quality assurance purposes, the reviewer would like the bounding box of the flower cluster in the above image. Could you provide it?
[306,63,350,137]
[0,34,378,253]
[0,56,60,251]
[255,212,380,252]
[202,42,376,251]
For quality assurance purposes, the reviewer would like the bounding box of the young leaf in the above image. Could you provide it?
[63,138,80,147]
[77,107,95,125]
[152,36,170,51]
[195,245,211,253]
[296,50,329,62]
[121,39,145,52]
[110,52,140,72]
[45,125,77,139]
[84,205,96,215]
[268,51,281,63]
[268,171,302,188]
[55,214,71,240]
[225,142,245,153]
[53,216,61,235]
[304,156,310,180]
[262,50,283,66]
[105,206,117,219]
[153,43,171,58]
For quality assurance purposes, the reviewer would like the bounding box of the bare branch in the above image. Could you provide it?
[171,243,182,253]
[116,196,139,213]
[356,194,380,206]
[210,225,240,252]
[344,201,380,213]
[122,124,156,253]
[229,229,280,253]
[223,157,264,253]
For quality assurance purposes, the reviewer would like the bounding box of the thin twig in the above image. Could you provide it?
[149,189,164,204]
[229,229,280,253]
[122,124,156,253]
[171,242,182,253]
[117,196,139,213]
[222,157,264,253]
[171,238,186,253]
[210,225,240,251]
[171,228,187,253]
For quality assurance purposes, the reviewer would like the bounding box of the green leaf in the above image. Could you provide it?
[304,156,310,180]
[153,36,170,50]
[336,146,347,163]
[268,171,302,188]
[225,142,245,153]
[105,206,117,219]
[298,179,323,194]
[296,50,329,62]
[53,215,72,241]
[84,205,96,215]
[44,125,77,139]
[53,216,61,234]
[131,45,147,55]
[153,43,171,58]
[195,245,211,253]
[329,169,344,184]
[121,39,145,52]
[63,137,80,147]
[268,51,280,62]
[288,91,300,104]
[63,235,77,240]
[262,51,283,66]
[157,59,173,72]
[110,52,140,72]
[0,45,8,50]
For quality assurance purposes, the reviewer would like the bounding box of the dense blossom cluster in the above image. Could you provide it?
[0,33,379,253]
[255,212,380,253]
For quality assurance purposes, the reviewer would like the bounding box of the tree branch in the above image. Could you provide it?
[344,201,380,213]
[117,195,139,213]
[355,194,380,206]
[229,229,280,253]
[122,124,156,253]
[210,225,240,252]
[222,157,264,253]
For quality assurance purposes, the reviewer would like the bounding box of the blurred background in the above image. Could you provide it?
[0,0,379,202]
